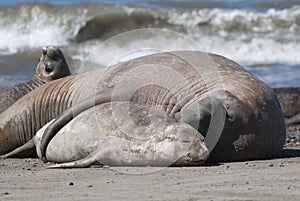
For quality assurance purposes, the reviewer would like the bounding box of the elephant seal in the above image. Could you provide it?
[273,87,300,125]
[0,46,71,114]
[0,51,285,162]
[1,102,209,167]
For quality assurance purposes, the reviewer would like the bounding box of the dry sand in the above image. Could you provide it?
[1,147,299,201]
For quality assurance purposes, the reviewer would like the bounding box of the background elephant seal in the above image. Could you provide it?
[1,102,209,168]
[273,87,300,148]
[0,46,71,114]
[273,87,300,125]
[0,51,286,162]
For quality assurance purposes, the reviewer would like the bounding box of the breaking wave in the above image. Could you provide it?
[0,3,299,65]
[0,3,86,54]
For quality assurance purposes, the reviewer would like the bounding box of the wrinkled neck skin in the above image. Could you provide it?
[0,70,104,155]
[0,78,45,114]
[0,75,74,155]
[16,75,46,92]
[1,63,50,95]
[0,74,47,101]
[32,74,48,87]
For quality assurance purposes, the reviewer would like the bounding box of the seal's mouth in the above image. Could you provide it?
[171,157,206,166]
[171,149,209,166]
[186,150,209,162]
[45,63,54,73]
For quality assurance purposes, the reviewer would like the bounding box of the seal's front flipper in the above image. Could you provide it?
[0,138,35,159]
[47,144,126,168]
[46,145,112,168]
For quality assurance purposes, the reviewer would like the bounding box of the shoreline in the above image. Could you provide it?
[1,147,299,201]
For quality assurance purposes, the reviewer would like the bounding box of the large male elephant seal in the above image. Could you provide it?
[0,51,286,162]
[0,46,71,114]
[1,102,209,167]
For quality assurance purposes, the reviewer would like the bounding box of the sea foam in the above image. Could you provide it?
[0,3,299,67]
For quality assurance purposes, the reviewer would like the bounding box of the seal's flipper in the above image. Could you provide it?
[48,145,129,168]
[47,145,116,168]
[0,138,35,159]
[47,156,99,169]
[286,113,300,125]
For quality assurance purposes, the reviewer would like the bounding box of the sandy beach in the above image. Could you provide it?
[1,1,300,200]
[1,147,299,201]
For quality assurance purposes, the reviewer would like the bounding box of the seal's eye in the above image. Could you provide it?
[45,64,54,73]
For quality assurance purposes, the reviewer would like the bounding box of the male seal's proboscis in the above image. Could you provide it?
[0,51,286,162]
[0,46,71,114]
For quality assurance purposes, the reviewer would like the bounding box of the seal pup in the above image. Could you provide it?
[1,102,209,168]
[0,46,71,113]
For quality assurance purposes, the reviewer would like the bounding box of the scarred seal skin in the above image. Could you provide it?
[0,46,71,114]
[0,51,286,162]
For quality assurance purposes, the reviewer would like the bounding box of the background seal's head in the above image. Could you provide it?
[36,46,71,82]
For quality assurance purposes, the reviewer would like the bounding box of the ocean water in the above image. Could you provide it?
[0,0,299,87]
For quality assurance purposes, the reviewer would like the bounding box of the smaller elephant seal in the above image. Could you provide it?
[1,102,209,168]
[0,46,71,114]
[273,87,300,125]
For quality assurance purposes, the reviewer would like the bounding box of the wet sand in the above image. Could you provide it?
[1,147,299,201]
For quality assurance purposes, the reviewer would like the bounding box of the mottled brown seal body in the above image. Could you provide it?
[0,46,71,114]
[0,51,286,162]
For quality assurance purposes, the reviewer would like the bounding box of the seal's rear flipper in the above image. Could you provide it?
[0,138,35,159]
[47,157,99,169]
